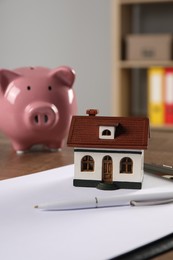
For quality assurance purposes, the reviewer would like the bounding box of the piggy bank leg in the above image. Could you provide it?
[11,141,31,154]
[12,140,64,153]
[47,140,64,152]
[16,150,26,155]
[49,148,62,152]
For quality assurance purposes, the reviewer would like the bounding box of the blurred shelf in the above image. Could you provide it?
[150,125,173,131]
[118,60,173,68]
[112,0,173,126]
[120,0,173,4]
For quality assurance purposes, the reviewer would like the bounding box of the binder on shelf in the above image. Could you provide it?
[164,68,173,124]
[131,69,147,116]
[148,67,164,126]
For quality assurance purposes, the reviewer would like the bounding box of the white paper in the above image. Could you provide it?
[0,164,173,260]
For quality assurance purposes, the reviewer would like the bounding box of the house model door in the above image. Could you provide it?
[102,156,113,183]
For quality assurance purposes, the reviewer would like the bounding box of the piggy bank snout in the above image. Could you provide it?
[25,102,59,129]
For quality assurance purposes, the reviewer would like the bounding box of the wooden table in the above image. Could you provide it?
[0,132,74,180]
[0,131,173,260]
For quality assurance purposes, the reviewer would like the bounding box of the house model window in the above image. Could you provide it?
[81,155,94,172]
[120,157,133,173]
[102,129,111,136]
[99,126,115,139]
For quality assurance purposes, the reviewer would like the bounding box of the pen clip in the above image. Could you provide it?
[130,198,173,207]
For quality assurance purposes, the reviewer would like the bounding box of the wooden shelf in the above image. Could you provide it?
[151,125,173,131]
[112,0,173,126]
[120,0,173,4]
[118,60,173,68]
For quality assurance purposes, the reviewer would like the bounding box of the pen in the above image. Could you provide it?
[34,190,173,211]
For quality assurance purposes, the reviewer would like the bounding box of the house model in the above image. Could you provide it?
[67,109,150,190]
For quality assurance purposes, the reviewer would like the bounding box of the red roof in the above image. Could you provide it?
[67,111,150,150]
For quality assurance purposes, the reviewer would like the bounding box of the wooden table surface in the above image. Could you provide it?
[0,130,173,260]
[0,133,74,180]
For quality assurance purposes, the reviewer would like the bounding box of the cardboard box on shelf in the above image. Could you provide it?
[126,34,172,61]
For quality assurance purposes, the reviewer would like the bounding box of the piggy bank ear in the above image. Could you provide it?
[50,66,75,88]
[0,69,21,92]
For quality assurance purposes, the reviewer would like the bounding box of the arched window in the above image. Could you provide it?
[81,155,94,172]
[120,157,133,173]
[102,129,111,136]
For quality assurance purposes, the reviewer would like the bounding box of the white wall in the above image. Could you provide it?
[0,0,112,115]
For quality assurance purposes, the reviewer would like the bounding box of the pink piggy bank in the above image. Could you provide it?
[0,66,77,153]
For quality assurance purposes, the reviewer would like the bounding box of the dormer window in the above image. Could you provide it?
[99,126,115,139]
[99,123,120,139]
[102,129,111,136]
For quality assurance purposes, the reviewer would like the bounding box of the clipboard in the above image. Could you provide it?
[1,164,173,260]
[112,232,173,260]
[116,130,173,259]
